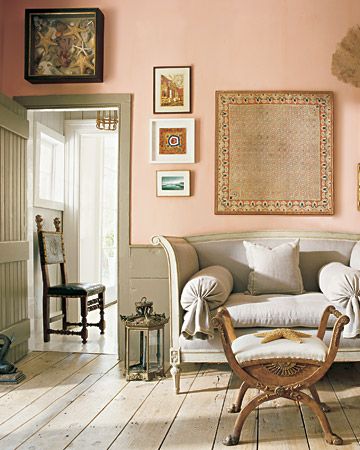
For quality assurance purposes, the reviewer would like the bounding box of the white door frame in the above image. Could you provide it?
[15,94,131,360]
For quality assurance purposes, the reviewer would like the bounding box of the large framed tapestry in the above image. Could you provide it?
[215,91,334,215]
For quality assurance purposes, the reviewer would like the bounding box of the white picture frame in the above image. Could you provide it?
[156,170,191,197]
[150,118,195,163]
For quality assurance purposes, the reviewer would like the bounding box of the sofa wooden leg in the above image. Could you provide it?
[228,380,249,413]
[170,348,181,394]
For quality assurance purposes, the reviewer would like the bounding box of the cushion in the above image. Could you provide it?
[244,239,304,295]
[180,265,233,339]
[231,333,327,364]
[48,282,105,296]
[318,262,360,338]
[225,292,333,328]
[350,241,360,270]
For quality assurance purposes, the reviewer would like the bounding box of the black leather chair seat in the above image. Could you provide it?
[48,283,105,297]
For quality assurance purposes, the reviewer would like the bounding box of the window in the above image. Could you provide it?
[34,123,65,210]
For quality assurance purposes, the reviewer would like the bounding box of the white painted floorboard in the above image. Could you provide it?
[1,353,359,449]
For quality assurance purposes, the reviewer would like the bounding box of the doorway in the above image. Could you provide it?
[15,94,131,358]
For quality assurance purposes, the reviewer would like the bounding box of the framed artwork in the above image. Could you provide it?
[156,171,190,197]
[150,118,195,163]
[215,91,334,215]
[153,66,191,113]
[25,8,104,84]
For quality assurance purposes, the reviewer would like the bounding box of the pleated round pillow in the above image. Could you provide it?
[318,262,360,338]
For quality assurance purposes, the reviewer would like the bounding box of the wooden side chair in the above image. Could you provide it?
[35,215,106,344]
[212,305,349,446]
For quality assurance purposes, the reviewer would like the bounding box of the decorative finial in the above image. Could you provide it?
[53,217,61,232]
[35,215,43,232]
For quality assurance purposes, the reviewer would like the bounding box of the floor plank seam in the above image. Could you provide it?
[297,399,311,450]
[63,370,131,450]
[5,359,121,449]
[156,363,203,450]
[326,370,360,445]
[0,373,97,443]
[0,354,101,427]
[211,369,233,450]
[104,377,164,450]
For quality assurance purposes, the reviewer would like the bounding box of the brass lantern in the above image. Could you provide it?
[121,297,168,381]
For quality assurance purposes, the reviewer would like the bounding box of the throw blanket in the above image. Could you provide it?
[318,262,360,338]
[180,265,233,340]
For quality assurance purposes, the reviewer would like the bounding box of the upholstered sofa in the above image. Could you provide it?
[153,231,360,393]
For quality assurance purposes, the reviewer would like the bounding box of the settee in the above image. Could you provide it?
[153,231,360,393]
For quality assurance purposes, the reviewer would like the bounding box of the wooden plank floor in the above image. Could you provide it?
[1,353,360,449]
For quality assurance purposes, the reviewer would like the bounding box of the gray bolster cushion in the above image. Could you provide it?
[318,262,360,338]
[180,265,233,340]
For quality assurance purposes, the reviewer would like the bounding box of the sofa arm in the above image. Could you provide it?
[152,235,200,346]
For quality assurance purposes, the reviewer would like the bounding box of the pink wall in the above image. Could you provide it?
[0,0,4,91]
[1,0,360,243]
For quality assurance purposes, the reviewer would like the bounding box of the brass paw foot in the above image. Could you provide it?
[227,403,240,413]
[320,402,331,413]
[223,434,239,446]
[325,433,343,445]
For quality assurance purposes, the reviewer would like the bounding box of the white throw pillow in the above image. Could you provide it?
[180,265,233,339]
[318,262,359,338]
[244,239,304,295]
[350,241,360,270]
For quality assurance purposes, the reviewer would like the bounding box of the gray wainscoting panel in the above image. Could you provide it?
[0,95,30,362]
[122,246,170,361]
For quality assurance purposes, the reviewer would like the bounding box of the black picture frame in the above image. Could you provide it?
[24,8,104,84]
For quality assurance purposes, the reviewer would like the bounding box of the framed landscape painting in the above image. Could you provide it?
[153,66,191,113]
[25,8,104,83]
[156,171,190,197]
[150,118,195,163]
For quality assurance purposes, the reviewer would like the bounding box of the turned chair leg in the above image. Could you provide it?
[170,364,181,394]
[43,293,50,342]
[299,391,342,445]
[309,385,331,412]
[224,392,278,446]
[99,292,106,334]
[80,296,88,344]
[228,381,249,413]
[61,296,67,330]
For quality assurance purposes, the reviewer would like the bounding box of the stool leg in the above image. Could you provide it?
[43,293,50,342]
[309,385,331,412]
[298,391,342,445]
[61,296,67,330]
[80,296,88,344]
[99,292,105,335]
[224,392,277,446]
[228,381,249,413]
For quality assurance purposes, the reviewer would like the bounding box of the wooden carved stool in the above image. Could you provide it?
[212,305,349,446]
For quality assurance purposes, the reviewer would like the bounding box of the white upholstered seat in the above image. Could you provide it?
[231,333,328,364]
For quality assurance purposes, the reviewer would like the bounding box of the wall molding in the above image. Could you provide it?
[0,318,31,345]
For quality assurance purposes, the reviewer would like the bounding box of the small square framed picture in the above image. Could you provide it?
[156,171,190,197]
[153,66,191,113]
[150,118,195,163]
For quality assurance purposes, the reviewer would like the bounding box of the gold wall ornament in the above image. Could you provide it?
[96,110,118,131]
[332,25,360,87]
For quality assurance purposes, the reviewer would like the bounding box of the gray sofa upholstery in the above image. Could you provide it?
[153,231,360,393]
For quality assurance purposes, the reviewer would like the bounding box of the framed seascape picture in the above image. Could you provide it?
[153,66,191,113]
[24,8,104,84]
[156,171,190,197]
[150,118,195,163]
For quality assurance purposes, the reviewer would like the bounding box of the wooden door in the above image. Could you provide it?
[0,93,30,362]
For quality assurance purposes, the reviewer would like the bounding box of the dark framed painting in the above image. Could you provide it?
[153,66,191,113]
[25,8,104,84]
